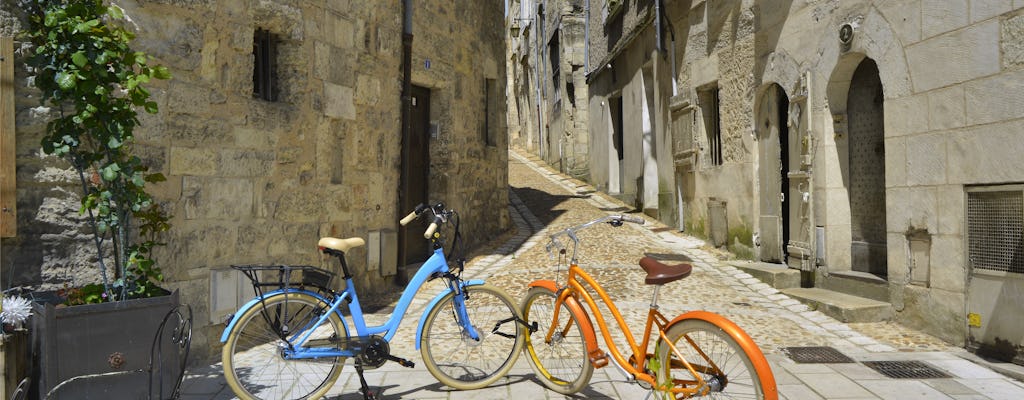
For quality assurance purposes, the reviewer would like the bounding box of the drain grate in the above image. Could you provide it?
[783,346,856,363]
[862,361,951,379]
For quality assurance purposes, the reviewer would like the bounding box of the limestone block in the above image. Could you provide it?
[923,0,969,38]
[219,149,275,177]
[936,184,964,236]
[949,119,1024,184]
[929,234,966,292]
[825,223,852,269]
[158,118,234,148]
[927,86,966,131]
[887,232,909,281]
[129,11,203,71]
[887,186,938,234]
[324,82,357,120]
[182,177,253,220]
[877,0,922,45]
[165,81,220,117]
[906,20,1000,92]
[884,137,907,187]
[170,146,218,176]
[972,0,1013,23]
[274,190,341,223]
[1004,13,1024,68]
[236,222,319,259]
[158,224,235,269]
[821,187,851,226]
[355,75,381,106]
[965,68,1024,126]
[884,94,928,136]
[905,133,947,186]
[323,14,356,49]
[233,126,279,149]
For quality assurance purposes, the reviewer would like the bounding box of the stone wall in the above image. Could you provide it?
[1,0,508,362]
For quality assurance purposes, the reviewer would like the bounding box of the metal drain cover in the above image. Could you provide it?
[783,346,856,363]
[862,361,951,379]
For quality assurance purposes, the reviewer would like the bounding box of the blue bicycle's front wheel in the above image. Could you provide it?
[420,283,524,389]
[222,292,347,400]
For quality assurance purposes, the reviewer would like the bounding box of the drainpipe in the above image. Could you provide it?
[535,4,546,160]
[655,0,662,53]
[399,0,414,266]
[584,0,590,74]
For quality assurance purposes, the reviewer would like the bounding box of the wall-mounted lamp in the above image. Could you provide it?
[510,18,533,37]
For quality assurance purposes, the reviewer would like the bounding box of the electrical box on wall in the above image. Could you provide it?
[368,230,398,277]
[210,267,250,324]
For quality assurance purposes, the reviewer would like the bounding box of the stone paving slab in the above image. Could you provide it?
[179,148,1024,400]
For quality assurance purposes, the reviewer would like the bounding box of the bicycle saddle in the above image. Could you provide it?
[638,257,692,285]
[318,237,366,253]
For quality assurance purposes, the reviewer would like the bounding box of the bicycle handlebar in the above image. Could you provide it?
[546,214,644,261]
[400,203,449,239]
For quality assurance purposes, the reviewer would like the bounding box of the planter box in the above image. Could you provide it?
[2,331,30,399]
[30,291,182,400]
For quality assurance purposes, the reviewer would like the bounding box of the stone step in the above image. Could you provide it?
[780,287,894,323]
[728,261,801,289]
[817,270,890,302]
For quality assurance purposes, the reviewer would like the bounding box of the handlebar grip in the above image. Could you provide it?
[399,210,418,226]
[424,222,439,239]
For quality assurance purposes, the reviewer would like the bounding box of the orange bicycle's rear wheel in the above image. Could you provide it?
[655,316,776,399]
[520,286,594,394]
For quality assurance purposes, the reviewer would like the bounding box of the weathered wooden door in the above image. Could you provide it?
[399,85,431,267]
[758,85,790,263]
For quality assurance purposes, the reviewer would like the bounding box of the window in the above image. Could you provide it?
[549,32,560,105]
[484,78,498,146]
[698,85,723,166]
[253,29,277,101]
[967,186,1024,274]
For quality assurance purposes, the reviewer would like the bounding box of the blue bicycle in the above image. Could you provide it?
[220,203,525,400]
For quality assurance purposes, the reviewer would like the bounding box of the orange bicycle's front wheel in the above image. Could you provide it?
[520,286,594,394]
[655,314,777,400]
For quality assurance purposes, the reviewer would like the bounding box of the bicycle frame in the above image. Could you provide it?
[537,215,736,397]
[545,263,699,392]
[220,245,483,360]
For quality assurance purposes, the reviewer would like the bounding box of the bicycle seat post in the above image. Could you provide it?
[649,285,661,310]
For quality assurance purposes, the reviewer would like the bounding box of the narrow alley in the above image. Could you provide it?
[180,149,1024,399]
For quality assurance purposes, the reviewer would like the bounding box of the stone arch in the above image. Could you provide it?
[815,5,909,275]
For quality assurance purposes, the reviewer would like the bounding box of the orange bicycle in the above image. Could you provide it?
[520,215,777,399]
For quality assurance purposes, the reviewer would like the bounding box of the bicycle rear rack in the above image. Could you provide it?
[231,265,336,298]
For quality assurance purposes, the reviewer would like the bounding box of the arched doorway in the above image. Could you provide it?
[847,59,887,277]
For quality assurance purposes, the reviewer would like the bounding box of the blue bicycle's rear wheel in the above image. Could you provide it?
[420,283,524,389]
[222,292,347,400]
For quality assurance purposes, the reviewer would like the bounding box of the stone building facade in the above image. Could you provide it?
[508,0,591,179]
[1,0,508,361]
[510,0,1024,362]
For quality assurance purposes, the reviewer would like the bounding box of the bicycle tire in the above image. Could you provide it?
[655,316,775,400]
[520,286,594,394]
[222,292,347,400]
[420,283,524,390]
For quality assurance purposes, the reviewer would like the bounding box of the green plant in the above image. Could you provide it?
[22,0,171,302]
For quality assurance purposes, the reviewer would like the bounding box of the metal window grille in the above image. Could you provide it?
[698,86,722,166]
[253,29,277,102]
[967,187,1024,274]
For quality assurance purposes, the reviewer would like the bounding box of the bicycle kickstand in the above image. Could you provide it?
[354,361,379,400]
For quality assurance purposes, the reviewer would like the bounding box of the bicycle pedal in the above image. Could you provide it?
[589,349,609,368]
[388,355,416,368]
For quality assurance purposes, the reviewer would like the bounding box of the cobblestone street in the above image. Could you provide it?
[181,148,1024,399]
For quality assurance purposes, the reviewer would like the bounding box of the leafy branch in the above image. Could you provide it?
[23,0,171,302]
